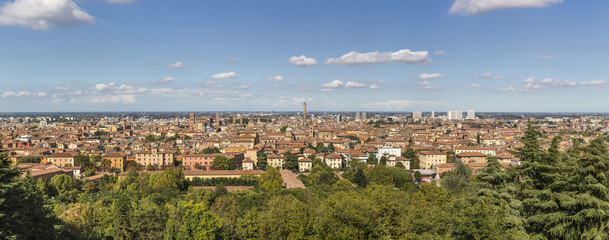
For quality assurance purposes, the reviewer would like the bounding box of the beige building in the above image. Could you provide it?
[134,149,175,166]
[418,151,447,169]
[45,152,77,168]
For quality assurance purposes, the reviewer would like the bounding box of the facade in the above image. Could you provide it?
[418,151,447,169]
[46,152,77,168]
[377,146,401,162]
[467,110,475,120]
[134,149,175,167]
[267,154,283,170]
[456,152,487,164]
[454,147,496,156]
[325,153,342,169]
[298,158,312,172]
[242,158,255,170]
[102,152,128,172]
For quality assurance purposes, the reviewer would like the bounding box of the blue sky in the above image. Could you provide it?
[0,0,608,112]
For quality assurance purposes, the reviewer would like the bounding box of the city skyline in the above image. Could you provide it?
[1,0,608,112]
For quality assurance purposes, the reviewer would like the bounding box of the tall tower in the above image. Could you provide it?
[239,114,243,125]
[303,102,307,126]
[233,115,236,125]
[215,112,220,128]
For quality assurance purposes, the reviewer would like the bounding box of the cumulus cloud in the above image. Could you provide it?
[225,57,239,63]
[494,86,516,92]
[369,85,380,89]
[450,0,563,15]
[493,76,502,80]
[90,94,136,104]
[467,83,480,88]
[321,79,366,89]
[419,81,437,90]
[434,50,446,55]
[326,49,431,65]
[288,55,318,66]
[345,81,366,88]
[519,77,576,92]
[0,0,96,30]
[579,80,605,86]
[321,89,333,92]
[236,84,250,89]
[418,72,445,80]
[211,71,238,79]
[538,55,555,60]
[155,77,175,84]
[267,75,284,82]
[168,61,186,68]
[481,73,493,78]
[94,83,116,91]
[322,79,344,88]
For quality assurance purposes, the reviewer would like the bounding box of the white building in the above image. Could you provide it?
[377,146,402,162]
[448,110,463,120]
[412,111,422,121]
[467,110,475,120]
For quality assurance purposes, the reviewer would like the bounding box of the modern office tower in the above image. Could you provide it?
[355,112,360,122]
[413,111,422,121]
[467,110,475,120]
[311,114,315,123]
[337,114,342,122]
[431,111,435,119]
[303,102,307,126]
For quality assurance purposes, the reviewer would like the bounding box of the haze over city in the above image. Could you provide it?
[1,0,608,112]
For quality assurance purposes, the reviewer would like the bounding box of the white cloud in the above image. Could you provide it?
[538,55,555,60]
[326,49,431,65]
[369,85,380,89]
[434,50,446,55]
[419,81,437,90]
[580,80,605,86]
[322,79,344,88]
[344,81,366,88]
[89,94,136,104]
[467,84,480,88]
[493,76,502,80]
[37,92,47,97]
[321,89,333,92]
[2,91,30,97]
[211,71,238,79]
[450,0,563,15]
[94,83,116,91]
[481,73,493,78]
[519,78,576,92]
[494,86,516,92]
[0,0,95,30]
[155,77,175,84]
[204,81,224,88]
[237,84,250,89]
[418,72,445,80]
[362,99,439,110]
[168,61,186,68]
[267,75,284,82]
[288,55,318,66]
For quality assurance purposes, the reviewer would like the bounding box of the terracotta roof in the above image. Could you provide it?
[419,151,445,155]
[48,152,77,158]
[456,152,488,157]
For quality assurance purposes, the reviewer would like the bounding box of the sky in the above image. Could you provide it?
[0,0,608,112]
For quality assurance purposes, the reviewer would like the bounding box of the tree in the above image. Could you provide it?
[113,146,121,152]
[366,153,377,165]
[280,125,289,133]
[283,152,298,172]
[379,156,387,165]
[260,166,283,191]
[74,153,90,167]
[145,134,157,143]
[352,169,368,188]
[389,167,412,188]
[201,147,221,154]
[212,156,231,170]
[367,164,392,186]
[476,134,481,144]
[440,160,473,196]
[0,145,60,239]
[414,171,422,182]
[257,152,267,170]
[17,156,41,164]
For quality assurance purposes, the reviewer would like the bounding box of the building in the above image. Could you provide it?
[413,111,422,121]
[242,158,255,170]
[46,152,77,168]
[377,146,401,162]
[102,152,128,172]
[447,110,463,120]
[298,157,312,172]
[454,146,496,156]
[456,152,487,164]
[467,110,475,120]
[134,149,175,167]
[267,154,283,170]
[418,151,447,169]
[325,153,342,169]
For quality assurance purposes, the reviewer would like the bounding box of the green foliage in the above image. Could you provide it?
[352,169,368,188]
[17,156,41,163]
[366,153,377,165]
[256,152,267,170]
[165,201,222,240]
[309,164,338,186]
[283,152,298,172]
[414,171,422,182]
[201,147,221,154]
[145,134,158,143]
[212,156,231,170]
[260,166,283,191]
[367,164,393,186]
[441,160,473,196]
[189,176,259,187]
[280,125,289,133]
[389,167,412,188]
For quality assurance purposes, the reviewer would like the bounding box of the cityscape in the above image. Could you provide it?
[2,0,609,239]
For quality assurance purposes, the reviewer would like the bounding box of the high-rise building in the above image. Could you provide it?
[362,112,366,123]
[239,114,243,125]
[215,112,220,127]
[355,112,360,122]
[413,111,422,121]
[233,115,237,125]
[337,114,342,122]
[431,111,435,119]
[448,110,463,120]
[303,102,307,126]
[467,110,475,120]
